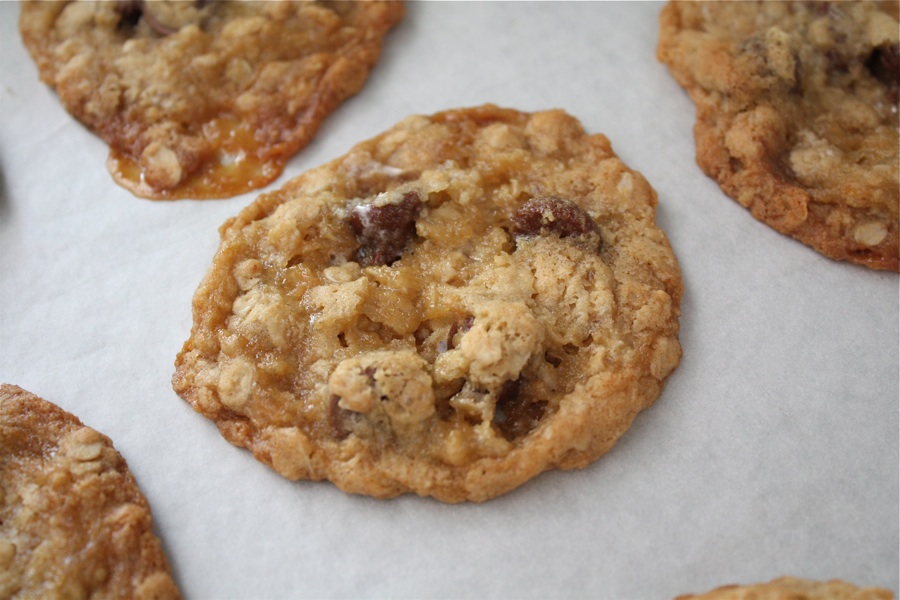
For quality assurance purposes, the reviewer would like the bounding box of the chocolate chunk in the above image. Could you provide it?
[512,196,599,240]
[347,191,423,267]
[492,379,547,441]
[115,0,178,36]
[115,0,143,29]
[867,43,900,90]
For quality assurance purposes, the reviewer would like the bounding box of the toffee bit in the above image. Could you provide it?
[347,191,423,267]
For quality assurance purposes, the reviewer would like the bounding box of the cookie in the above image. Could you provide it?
[0,384,181,599]
[658,1,899,271]
[19,0,404,199]
[676,577,893,600]
[172,104,683,503]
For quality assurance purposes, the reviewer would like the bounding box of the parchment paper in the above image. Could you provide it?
[1,2,897,598]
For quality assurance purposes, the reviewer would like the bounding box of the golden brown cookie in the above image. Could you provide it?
[676,577,894,600]
[0,384,181,599]
[173,104,683,503]
[19,0,404,200]
[658,1,899,271]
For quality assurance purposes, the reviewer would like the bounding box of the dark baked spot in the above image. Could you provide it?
[826,49,850,74]
[492,379,547,441]
[347,191,423,267]
[434,379,465,420]
[866,43,900,100]
[812,1,830,17]
[413,323,433,346]
[438,315,474,353]
[327,395,350,440]
[544,351,563,368]
[512,196,600,244]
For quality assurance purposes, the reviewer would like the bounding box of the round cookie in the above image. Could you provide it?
[173,104,683,503]
[0,384,180,599]
[658,1,899,271]
[19,0,403,199]
[676,577,893,600]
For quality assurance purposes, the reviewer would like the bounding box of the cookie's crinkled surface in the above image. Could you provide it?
[0,384,181,599]
[676,577,894,600]
[658,0,899,271]
[173,105,683,503]
[19,0,403,200]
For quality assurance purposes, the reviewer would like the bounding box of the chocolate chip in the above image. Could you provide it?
[115,0,178,36]
[492,379,546,441]
[867,43,900,90]
[512,196,600,241]
[347,191,423,267]
[115,0,143,29]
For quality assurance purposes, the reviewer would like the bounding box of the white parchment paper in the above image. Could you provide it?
[1,2,897,598]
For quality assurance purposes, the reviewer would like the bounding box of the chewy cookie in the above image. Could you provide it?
[658,1,899,271]
[173,105,683,502]
[0,384,180,599]
[19,0,403,199]
[676,577,893,600]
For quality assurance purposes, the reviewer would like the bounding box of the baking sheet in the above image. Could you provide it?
[1,2,897,598]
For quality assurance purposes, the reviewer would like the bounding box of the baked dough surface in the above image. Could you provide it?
[19,0,403,199]
[676,577,893,600]
[658,0,899,270]
[0,384,181,599]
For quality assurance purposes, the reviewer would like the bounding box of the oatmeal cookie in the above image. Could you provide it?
[0,384,181,599]
[172,105,683,502]
[19,0,403,199]
[658,1,899,271]
[676,577,893,600]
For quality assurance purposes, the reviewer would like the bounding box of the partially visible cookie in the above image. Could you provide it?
[676,577,893,600]
[173,104,683,502]
[19,0,403,199]
[658,1,899,271]
[0,384,181,599]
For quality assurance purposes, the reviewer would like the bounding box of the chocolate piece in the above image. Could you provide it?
[512,196,599,240]
[348,192,423,267]
[492,379,547,441]
[867,43,900,90]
